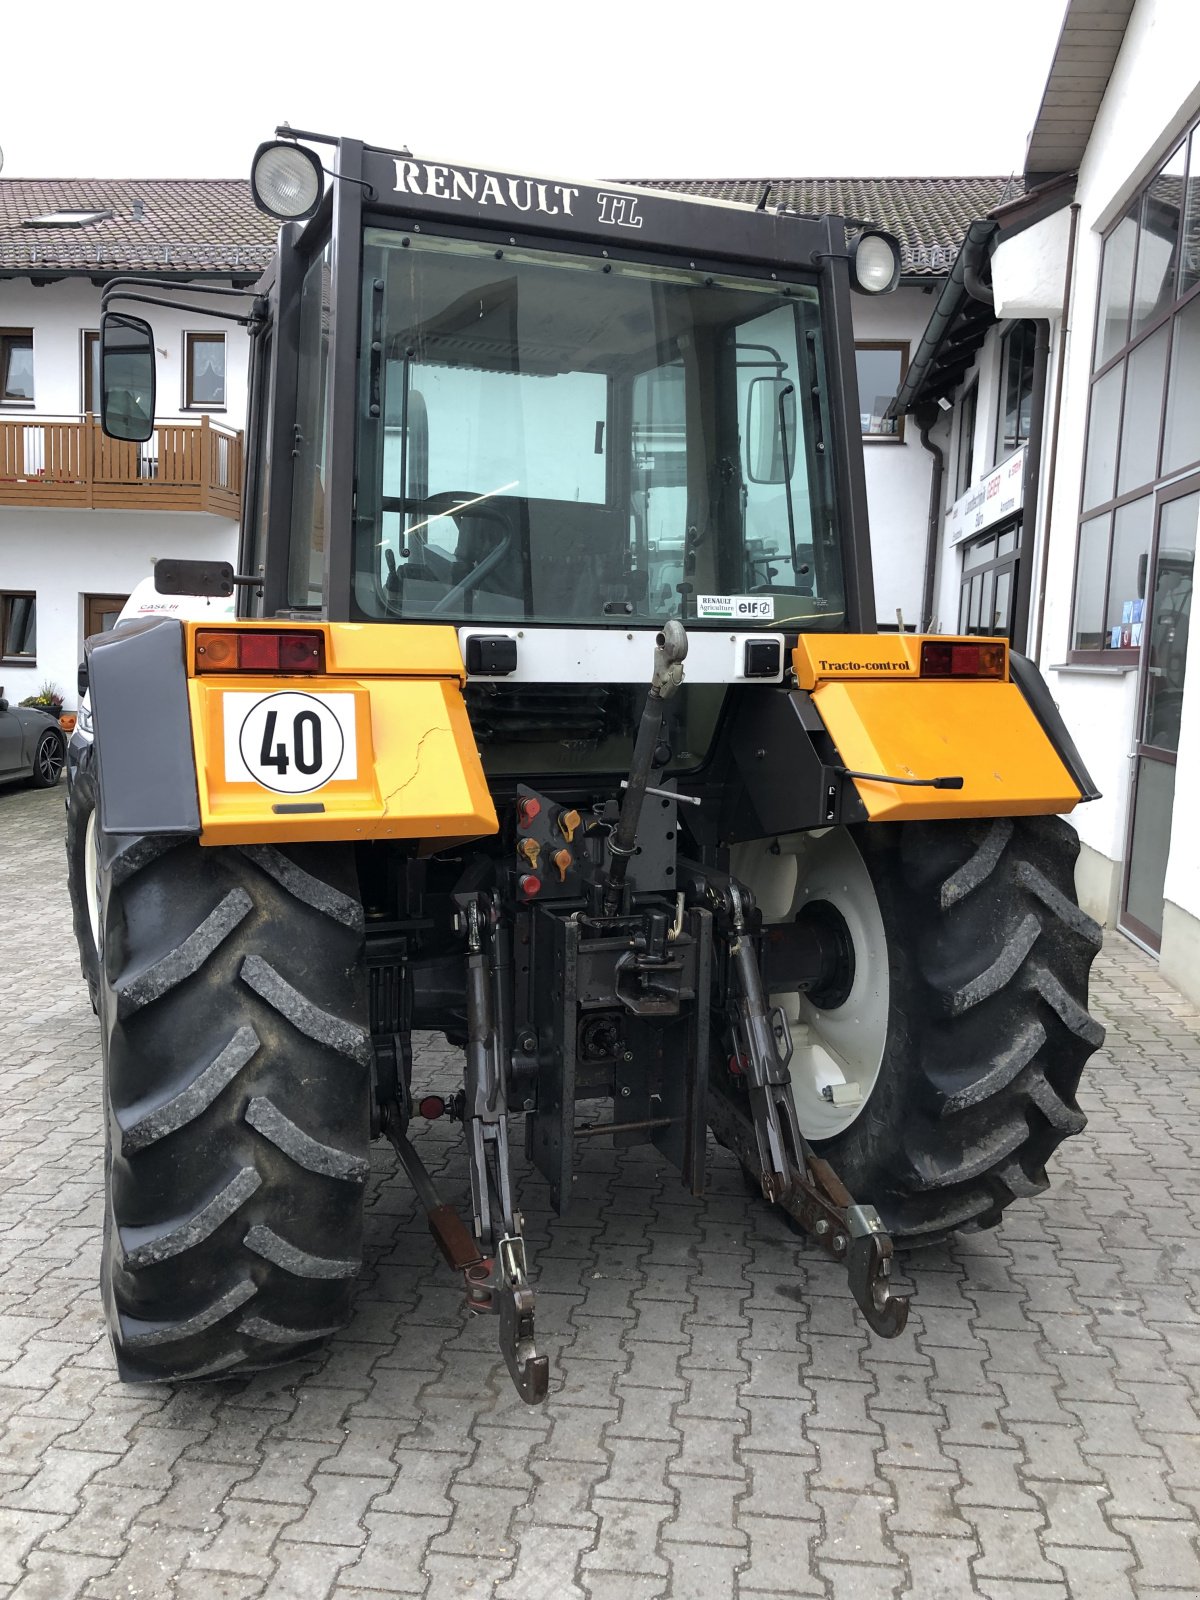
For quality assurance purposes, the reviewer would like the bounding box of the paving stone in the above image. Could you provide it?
[660,1472,746,1548]
[187,1501,302,1578]
[429,1483,529,1558]
[896,1536,979,1600]
[738,1514,824,1593]
[279,1472,380,1547]
[819,1559,906,1599]
[6,1550,112,1600]
[5,774,1200,1600]
[1110,1514,1200,1589]
[578,1500,670,1576]
[339,1512,450,1593]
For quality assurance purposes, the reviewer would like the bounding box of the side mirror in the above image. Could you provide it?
[746,377,797,485]
[78,661,89,698]
[0,694,8,713]
[101,312,156,443]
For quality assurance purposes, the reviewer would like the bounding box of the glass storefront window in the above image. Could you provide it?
[1117,324,1168,494]
[1131,143,1185,337]
[1106,496,1153,641]
[1180,124,1200,298]
[1082,362,1122,510]
[1071,113,1200,657]
[1162,293,1200,475]
[1094,205,1138,368]
[1072,513,1111,651]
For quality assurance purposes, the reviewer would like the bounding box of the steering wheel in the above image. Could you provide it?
[380,490,514,613]
[419,492,514,615]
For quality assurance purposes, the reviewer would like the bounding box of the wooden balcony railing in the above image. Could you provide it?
[0,414,243,518]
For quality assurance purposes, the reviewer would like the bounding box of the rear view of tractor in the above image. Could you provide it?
[68,132,1103,1401]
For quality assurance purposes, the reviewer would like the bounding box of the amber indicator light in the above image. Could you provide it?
[920,640,1005,679]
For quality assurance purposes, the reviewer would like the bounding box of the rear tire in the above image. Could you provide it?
[98,834,371,1380]
[735,817,1104,1242]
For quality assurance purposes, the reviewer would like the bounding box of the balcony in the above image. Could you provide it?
[0,414,243,519]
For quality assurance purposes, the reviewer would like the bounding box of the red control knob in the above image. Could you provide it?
[517,796,542,828]
[519,873,542,898]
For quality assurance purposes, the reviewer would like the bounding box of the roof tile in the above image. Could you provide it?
[628,176,1025,274]
[0,178,276,275]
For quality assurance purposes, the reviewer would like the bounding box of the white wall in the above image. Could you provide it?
[1002,0,1200,988]
[0,278,251,422]
[0,508,238,710]
[853,285,939,628]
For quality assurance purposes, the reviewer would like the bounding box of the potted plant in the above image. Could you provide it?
[20,682,66,722]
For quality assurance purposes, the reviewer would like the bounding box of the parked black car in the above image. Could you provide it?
[0,689,66,787]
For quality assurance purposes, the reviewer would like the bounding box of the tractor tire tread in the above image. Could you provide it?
[101,838,369,1381]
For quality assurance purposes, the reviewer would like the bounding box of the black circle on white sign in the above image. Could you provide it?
[236,691,347,795]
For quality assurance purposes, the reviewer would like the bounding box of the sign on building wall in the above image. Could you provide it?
[945,447,1025,545]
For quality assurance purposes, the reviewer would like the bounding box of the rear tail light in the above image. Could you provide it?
[194,629,324,674]
[920,640,1006,679]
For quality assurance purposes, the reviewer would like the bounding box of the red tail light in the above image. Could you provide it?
[195,630,324,674]
[920,640,1006,679]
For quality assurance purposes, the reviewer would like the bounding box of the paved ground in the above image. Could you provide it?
[2,783,1200,1599]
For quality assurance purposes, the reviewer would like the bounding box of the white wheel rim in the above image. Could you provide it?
[730,829,890,1139]
[84,808,102,953]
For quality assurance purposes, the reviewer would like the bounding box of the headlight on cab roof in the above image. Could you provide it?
[851,231,902,295]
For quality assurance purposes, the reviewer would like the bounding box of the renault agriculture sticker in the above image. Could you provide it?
[697,594,775,620]
[223,691,358,794]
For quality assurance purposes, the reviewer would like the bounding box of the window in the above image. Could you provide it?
[184,332,226,409]
[84,594,127,638]
[82,330,100,415]
[1,593,36,661]
[958,526,1019,638]
[955,383,977,498]
[996,321,1036,459]
[288,246,332,609]
[1,331,34,405]
[1070,117,1200,657]
[855,343,906,440]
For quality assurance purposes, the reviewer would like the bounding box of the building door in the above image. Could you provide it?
[84,594,127,640]
[1119,477,1197,951]
[957,523,1020,639]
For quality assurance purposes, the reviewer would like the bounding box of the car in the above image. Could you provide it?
[0,688,66,788]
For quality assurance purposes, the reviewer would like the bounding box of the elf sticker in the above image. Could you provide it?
[697,594,775,621]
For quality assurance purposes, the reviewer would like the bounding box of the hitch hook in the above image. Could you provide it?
[845,1204,909,1338]
[497,1235,550,1404]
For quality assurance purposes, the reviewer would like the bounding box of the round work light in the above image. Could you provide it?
[852,231,902,295]
[250,141,324,221]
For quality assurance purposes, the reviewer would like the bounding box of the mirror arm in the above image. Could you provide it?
[102,289,264,328]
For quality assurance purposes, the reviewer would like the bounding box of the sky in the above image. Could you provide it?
[1,0,1068,183]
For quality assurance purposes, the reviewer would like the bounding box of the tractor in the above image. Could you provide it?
[67,131,1103,1401]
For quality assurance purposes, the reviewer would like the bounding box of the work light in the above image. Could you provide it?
[250,141,324,221]
[852,231,902,294]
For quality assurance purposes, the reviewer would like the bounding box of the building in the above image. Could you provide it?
[892,0,1200,1003]
[0,180,275,709]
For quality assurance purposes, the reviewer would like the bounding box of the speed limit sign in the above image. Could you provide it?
[222,691,358,795]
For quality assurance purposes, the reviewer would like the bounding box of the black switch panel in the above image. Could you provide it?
[465,635,518,675]
[743,639,781,678]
